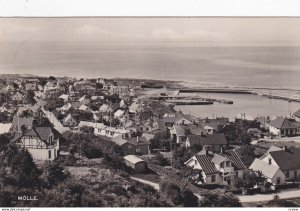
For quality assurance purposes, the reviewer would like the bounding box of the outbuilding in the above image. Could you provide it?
[124,155,147,173]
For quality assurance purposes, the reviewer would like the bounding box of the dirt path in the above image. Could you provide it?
[239,189,300,203]
[130,176,160,190]
[130,176,202,200]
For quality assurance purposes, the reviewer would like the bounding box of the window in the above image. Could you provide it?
[286,171,290,178]
[211,175,216,182]
[224,177,227,181]
[294,171,297,178]
[136,148,141,153]
[48,150,51,159]
[220,162,224,168]
[54,149,57,158]
[277,177,281,185]
[226,161,230,167]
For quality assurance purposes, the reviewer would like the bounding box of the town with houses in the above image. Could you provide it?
[1,74,300,207]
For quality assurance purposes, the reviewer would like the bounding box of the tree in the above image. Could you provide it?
[149,131,172,152]
[82,143,103,159]
[26,90,36,105]
[49,76,56,81]
[236,145,256,167]
[110,118,120,127]
[151,153,170,166]
[0,134,10,151]
[199,190,241,207]
[236,170,265,189]
[9,148,41,188]
[41,161,69,188]
[172,145,202,169]
[180,187,199,207]
[180,166,203,185]
[160,181,199,207]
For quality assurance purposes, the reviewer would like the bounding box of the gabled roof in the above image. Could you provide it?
[267,146,283,153]
[187,133,227,146]
[269,117,298,129]
[249,158,280,179]
[79,104,91,112]
[173,125,186,136]
[269,149,300,171]
[211,154,228,164]
[61,103,72,111]
[194,155,219,175]
[12,127,54,146]
[114,109,125,117]
[124,155,145,164]
[219,150,246,170]
[293,109,300,118]
[10,116,34,131]
[64,114,76,122]
[187,125,205,135]
[59,94,69,101]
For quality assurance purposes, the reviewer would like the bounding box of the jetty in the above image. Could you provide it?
[174,88,253,94]
[149,95,233,105]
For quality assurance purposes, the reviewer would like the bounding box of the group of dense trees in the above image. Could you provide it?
[61,131,126,169]
[149,129,171,152]
[221,119,261,145]
[172,145,202,169]
[199,190,242,207]
[159,181,199,207]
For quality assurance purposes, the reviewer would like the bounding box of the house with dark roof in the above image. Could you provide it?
[268,117,300,137]
[293,109,300,122]
[112,136,149,155]
[9,116,34,134]
[186,133,227,151]
[170,124,205,144]
[185,148,246,185]
[11,127,60,161]
[248,145,300,188]
[259,146,300,182]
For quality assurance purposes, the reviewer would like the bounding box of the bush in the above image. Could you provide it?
[199,190,241,207]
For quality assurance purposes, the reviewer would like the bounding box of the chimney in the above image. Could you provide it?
[268,158,272,165]
[220,146,224,154]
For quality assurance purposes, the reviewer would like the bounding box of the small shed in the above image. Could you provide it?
[124,155,147,173]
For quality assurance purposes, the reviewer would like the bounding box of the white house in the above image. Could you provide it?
[78,95,90,105]
[185,149,246,185]
[11,127,60,161]
[249,146,300,187]
[63,114,77,127]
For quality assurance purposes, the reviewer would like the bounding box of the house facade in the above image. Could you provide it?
[11,127,60,161]
[185,149,246,185]
[268,117,300,137]
[112,136,149,155]
[249,146,300,188]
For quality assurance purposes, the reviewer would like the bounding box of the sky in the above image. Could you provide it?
[1,18,300,44]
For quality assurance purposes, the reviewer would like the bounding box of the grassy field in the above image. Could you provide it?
[255,140,300,149]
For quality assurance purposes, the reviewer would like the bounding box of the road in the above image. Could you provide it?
[239,189,300,203]
[130,176,202,199]
[130,176,160,190]
[41,108,70,133]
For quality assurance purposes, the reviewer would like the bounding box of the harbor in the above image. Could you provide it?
[149,94,234,105]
